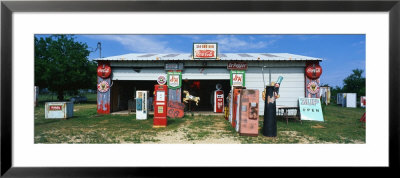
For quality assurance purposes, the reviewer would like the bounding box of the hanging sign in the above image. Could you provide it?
[165,63,184,70]
[193,43,218,59]
[227,62,248,70]
[157,75,167,85]
[167,71,182,89]
[298,97,324,122]
[97,80,110,93]
[307,80,320,94]
[230,70,246,86]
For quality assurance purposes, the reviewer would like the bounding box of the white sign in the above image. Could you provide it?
[298,97,324,122]
[193,43,217,59]
[157,91,165,101]
[232,73,244,86]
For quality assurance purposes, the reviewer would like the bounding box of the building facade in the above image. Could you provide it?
[95,53,322,115]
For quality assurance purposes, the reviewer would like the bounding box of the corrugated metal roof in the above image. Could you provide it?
[95,53,322,61]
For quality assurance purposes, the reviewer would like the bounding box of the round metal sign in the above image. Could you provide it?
[97,80,110,93]
[97,64,112,78]
[305,63,322,79]
[157,75,167,85]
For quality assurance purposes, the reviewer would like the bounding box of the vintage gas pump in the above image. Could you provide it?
[153,84,168,128]
[239,89,260,136]
[214,84,224,113]
[135,90,148,120]
[232,86,245,132]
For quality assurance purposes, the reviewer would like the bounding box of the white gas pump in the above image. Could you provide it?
[135,90,148,120]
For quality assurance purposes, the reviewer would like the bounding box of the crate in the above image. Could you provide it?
[45,102,73,119]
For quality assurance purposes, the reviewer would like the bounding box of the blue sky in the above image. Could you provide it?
[36,34,365,87]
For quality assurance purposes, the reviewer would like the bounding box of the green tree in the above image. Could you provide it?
[342,69,366,97]
[35,35,97,100]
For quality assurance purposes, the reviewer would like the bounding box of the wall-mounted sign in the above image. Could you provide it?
[167,71,182,89]
[193,43,218,59]
[305,63,322,79]
[227,62,248,70]
[298,97,324,122]
[230,70,246,86]
[165,63,184,70]
[157,75,167,85]
[97,80,110,93]
[97,63,112,78]
[307,81,320,94]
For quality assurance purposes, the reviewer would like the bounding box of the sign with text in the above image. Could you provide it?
[230,70,246,87]
[165,63,184,70]
[193,43,218,59]
[227,62,248,70]
[167,71,182,89]
[298,97,324,122]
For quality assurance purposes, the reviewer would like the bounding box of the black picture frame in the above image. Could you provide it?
[1,0,399,177]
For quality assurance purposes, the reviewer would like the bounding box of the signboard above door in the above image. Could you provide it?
[227,62,248,70]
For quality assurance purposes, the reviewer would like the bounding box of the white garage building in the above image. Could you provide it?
[96,53,322,115]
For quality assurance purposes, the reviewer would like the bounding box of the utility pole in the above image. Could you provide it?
[90,42,102,59]
[97,42,102,59]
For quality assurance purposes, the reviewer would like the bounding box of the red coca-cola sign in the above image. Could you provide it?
[193,43,217,59]
[227,62,248,70]
[305,63,322,79]
[97,63,111,78]
[195,50,215,58]
[49,105,62,110]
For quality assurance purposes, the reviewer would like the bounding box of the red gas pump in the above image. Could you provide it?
[232,87,245,131]
[153,84,168,128]
[214,89,224,113]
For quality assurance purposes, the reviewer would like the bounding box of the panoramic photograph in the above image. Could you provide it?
[34,34,366,144]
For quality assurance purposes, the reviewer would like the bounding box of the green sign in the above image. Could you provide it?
[230,70,245,87]
[167,71,182,89]
[298,97,324,122]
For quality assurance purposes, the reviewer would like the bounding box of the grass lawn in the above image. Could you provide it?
[34,94,365,144]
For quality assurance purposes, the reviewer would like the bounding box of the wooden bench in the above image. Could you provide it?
[277,106,302,125]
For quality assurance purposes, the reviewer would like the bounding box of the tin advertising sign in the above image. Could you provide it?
[227,62,248,70]
[157,75,167,85]
[193,43,218,59]
[298,97,324,122]
[230,70,246,87]
[167,71,182,89]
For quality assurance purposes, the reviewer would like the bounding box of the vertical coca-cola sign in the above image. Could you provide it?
[193,43,218,59]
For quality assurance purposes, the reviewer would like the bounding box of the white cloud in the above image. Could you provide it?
[209,35,277,52]
[86,35,179,53]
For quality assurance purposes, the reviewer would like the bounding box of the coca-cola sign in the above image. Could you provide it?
[49,105,62,110]
[97,63,112,78]
[193,43,218,59]
[227,62,248,70]
[305,63,322,79]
